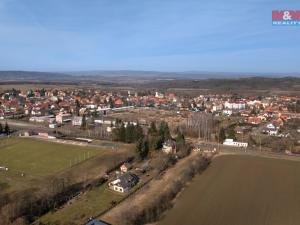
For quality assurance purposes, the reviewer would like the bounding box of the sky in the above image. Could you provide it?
[0,0,299,73]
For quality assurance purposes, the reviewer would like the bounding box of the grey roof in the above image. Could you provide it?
[118,172,139,189]
[264,127,277,131]
[85,219,111,225]
[163,139,176,147]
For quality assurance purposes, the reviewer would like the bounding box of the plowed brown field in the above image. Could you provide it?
[159,155,300,225]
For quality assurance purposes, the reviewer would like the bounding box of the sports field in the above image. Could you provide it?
[0,138,102,176]
[0,137,132,193]
[159,155,300,225]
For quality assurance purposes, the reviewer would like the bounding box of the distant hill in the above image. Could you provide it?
[67,70,300,79]
[0,71,299,92]
[0,71,72,81]
[136,76,300,91]
[0,70,299,82]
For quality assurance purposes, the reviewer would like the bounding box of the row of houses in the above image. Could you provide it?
[1,87,298,120]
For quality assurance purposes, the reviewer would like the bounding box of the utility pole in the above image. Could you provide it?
[259,133,262,152]
[198,125,200,141]
[217,126,220,151]
[205,119,208,143]
[242,131,244,143]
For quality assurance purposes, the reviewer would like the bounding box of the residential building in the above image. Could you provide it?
[224,101,246,110]
[120,162,132,173]
[263,123,279,136]
[108,172,139,193]
[72,116,83,126]
[246,117,262,125]
[56,113,72,124]
[162,139,177,154]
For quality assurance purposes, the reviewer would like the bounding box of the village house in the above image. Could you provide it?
[114,98,124,107]
[212,104,223,112]
[108,172,139,193]
[263,123,279,136]
[223,109,233,116]
[56,112,72,124]
[162,139,177,154]
[240,110,251,117]
[245,117,262,125]
[155,92,164,98]
[72,116,83,126]
[49,123,57,129]
[120,162,132,173]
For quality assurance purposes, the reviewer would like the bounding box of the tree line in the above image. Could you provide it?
[0,122,10,135]
[217,123,237,143]
[113,120,190,160]
[112,122,144,143]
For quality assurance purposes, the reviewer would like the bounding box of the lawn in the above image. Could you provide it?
[36,183,125,225]
[159,155,300,225]
[0,137,136,225]
[0,137,103,177]
[0,137,115,194]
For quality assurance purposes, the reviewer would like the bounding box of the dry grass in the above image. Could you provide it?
[101,152,208,225]
[159,155,300,225]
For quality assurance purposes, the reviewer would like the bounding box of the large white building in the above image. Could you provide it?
[29,115,55,123]
[223,139,248,148]
[224,101,246,110]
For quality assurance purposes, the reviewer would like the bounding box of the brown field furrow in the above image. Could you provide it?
[159,155,300,225]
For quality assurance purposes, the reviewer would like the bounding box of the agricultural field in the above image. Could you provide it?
[0,137,133,194]
[159,155,300,225]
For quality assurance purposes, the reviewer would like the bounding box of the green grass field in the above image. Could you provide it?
[0,137,102,177]
[0,137,135,225]
[0,137,134,195]
[159,155,300,225]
